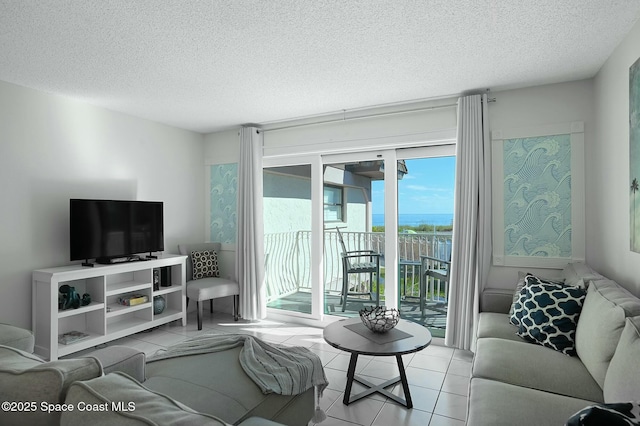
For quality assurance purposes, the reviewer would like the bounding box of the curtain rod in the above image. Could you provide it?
[260,97,495,133]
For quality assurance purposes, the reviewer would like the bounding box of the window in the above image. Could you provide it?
[323,185,344,222]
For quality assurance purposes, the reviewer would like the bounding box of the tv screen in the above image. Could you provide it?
[70,199,164,262]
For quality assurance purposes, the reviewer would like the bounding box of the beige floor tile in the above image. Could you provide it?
[409,353,452,373]
[372,402,433,426]
[358,359,400,380]
[326,394,385,426]
[429,413,466,426]
[420,344,455,360]
[441,374,470,397]
[447,359,472,378]
[452,349,474,363]
[433,391,468,421]
[132,329,188,347]
[388,382,440,413]
[405,366,446,391]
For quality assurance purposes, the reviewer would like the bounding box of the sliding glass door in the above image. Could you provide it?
[263,164,314,315]
[262,146,455,329]
[396,152,455,338]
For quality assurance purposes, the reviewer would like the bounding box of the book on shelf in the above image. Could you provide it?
[58,330,89,345]
[118,294,149,306]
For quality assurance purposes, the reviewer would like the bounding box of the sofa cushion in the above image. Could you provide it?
[0,345,102,426]
[516,283,586,356]
[61,372,229,426]
[191,250,220,280]
[467,378,595,426]
[575,279,640,388]
[472,338,603,402]
[603,316,640,402]
[561,262,602,288]
[144,345,313,425]
[476,312,522,342]
[186,277,240,301]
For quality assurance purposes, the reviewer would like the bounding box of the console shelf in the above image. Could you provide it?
[32,254,187,360]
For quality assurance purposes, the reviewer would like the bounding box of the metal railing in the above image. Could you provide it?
[264,230,452,303]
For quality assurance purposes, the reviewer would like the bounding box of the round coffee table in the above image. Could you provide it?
[323,317,432,408]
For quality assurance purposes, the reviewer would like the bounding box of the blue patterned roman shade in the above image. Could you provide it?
[492,122,585,268]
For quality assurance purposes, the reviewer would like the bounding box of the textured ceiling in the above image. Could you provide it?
[1,1,639,133]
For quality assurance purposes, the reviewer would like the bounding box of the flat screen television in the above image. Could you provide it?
[70,199,164,265]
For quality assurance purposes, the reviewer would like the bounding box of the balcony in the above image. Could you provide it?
[264,230,451,337]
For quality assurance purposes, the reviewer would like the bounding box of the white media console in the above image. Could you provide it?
[32,254,187,360]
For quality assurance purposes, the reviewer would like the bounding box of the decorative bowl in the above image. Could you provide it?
[359,306,399,333]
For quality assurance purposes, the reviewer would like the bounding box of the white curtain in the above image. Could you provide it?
[236,126,266,320]
[445,94,491,351]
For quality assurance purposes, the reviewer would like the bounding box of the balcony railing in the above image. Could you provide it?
[264,230,452,303]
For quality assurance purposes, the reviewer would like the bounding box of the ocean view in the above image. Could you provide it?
[373,213,454,227]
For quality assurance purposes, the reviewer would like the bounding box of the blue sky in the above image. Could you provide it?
[371,157,456,215]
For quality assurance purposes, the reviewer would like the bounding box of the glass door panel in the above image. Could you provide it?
[323,159,384,317]
[263,165,312,314]
[397,156,455,338]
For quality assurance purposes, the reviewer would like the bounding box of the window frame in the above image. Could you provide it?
[323,184,346,223]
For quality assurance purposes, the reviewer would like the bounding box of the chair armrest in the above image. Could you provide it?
[343,250,377,255]
[83,346,146,383]
[420,255,451,265]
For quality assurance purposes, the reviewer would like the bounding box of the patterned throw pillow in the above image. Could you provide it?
[516,283,587,356]
[509,273,565,327]
[191,250,220,280]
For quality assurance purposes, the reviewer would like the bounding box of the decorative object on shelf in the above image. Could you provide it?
[153,295,166,314]
[58,330,89,345]
[81,293,91,306]
[153,268,160,291]
[59,284,81,310]
[118,294,149,306]
[359,306,400,333]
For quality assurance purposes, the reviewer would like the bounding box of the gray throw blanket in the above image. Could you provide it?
[148,333,328,397]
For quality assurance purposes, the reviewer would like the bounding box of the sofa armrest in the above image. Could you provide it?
[83,346,146,383]
[481,288,513,313]
[62,372,230,426]
[0,323,35,353]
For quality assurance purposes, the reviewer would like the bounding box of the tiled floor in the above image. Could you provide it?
[70,311,470,426]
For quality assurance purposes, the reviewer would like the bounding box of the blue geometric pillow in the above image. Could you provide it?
[516,283,587,356]
[509,273,564,327]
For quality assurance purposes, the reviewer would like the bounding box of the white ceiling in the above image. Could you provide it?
[1,1,639,134]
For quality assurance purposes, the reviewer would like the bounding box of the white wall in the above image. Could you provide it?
[591,18,640,294]
[0,80,205,329]
[205,83,598,293]
[486,79,595,289]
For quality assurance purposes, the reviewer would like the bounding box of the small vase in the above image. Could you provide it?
[153,295,166,314]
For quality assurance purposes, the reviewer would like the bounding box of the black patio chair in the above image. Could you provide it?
[336,227,382,312]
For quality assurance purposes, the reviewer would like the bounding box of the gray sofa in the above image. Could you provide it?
[0,324,313,426]
[467,262,640,425]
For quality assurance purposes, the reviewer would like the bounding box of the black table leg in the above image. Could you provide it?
[396,354,413,408]
[343,353,358,405]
